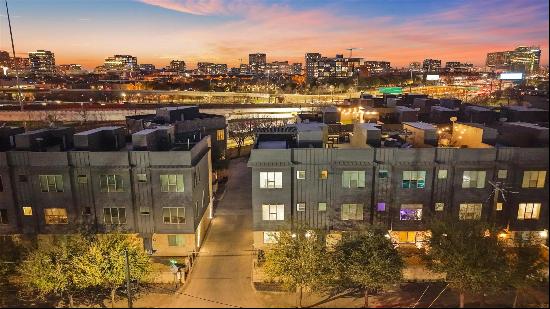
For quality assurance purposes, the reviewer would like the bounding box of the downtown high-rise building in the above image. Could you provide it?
[486,46,541,73]
[306,53,361,80]
[102,54,138,72]
[196,62,228,75]
[249,53,266,75]
[169,60,186,73]
[422,58,441,72]
[305,52,322,79]
[28,50,56,74]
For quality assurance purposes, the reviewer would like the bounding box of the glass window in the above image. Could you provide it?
[296,170,306,180]
[398,231,416,243]
[377,202,386,212]
[296,203,306,212]
[262,204,284,220]
[137,173,147,183]
[402,171,426,189]
[517,203,541,220]
[0,209,8,224]
[263,231,280,244]
[216,129,225,141]
[22,206,32,216]
[259,172,282,189]
[438,169,448,179]
[140,207,151,215]
[39,175,64,192]
[44,208,68,224]
[83,207,92,215]
[400,204,423,220]
[0,175,3,192]
[341,203,363,221]
[100,175,124,192]
[103,207,126,224]
[162,207,186,224]
[435,203,444,211]
[462,171,486,188]
[160,174,184,192]
[522,171,546,188]
[77,175,88,184]
[496,203,503,211]
[497,170,508,179]
[342,171,365,188]
[18,175,27,182]
[378,170,388,179]
[320,170,328,179]
[459,203,482,220]
[318,202,327,212]
[168,235,185,247]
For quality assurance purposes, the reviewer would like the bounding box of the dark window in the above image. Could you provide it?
[77,175,88,184]
[0,175,3,192]
[0,209,8,224]
[18,175,28,182]
[83,207,92,215]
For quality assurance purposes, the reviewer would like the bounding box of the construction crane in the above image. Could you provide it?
[346,47,362,58]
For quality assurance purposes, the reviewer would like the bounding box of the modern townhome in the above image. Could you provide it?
[0,124,213,257]
[248,120,549,249]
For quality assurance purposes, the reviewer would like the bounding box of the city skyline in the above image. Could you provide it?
[0,0,548,69]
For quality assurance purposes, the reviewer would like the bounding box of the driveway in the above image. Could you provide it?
[158,158,263,308]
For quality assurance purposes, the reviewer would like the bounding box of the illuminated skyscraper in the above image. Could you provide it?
[28,50,55,74]
[422,59,441,72]
[486,46,541,73]
[249,53,266,75]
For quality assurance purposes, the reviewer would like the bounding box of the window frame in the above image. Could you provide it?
[162,207,186,224]
[342,171,366,188]
[259,172,283,189]
[522,171,546,188]
[0,209,8,224]
[402,171,426,189]
[341,203,363,221]
[462,171,486,189]
[399,204,423,221]
[262,204,284,221]
[167,234,185,247]
[39,175,64,193]
[160,174,184,193]
[103,207,127,224]
[296,170,306,180]
[459,203,483,220]
[44,208,68,224]
[517,203,541,220]
[100,175,124,192]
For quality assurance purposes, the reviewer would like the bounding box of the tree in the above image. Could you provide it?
[262,228,329,308]
[0,237,26,284]
[423,218,508,308]
[19,235,96,307]
[331,229,404,308]
[506,238,547,308]
[81,232,151,308]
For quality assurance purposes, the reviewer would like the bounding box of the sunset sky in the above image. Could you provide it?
[0,0,548,69]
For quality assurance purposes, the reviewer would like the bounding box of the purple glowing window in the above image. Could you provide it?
[377,203,386,212]
[400,204,423,220]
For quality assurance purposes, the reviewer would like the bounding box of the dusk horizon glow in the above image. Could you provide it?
[1,0,548,70]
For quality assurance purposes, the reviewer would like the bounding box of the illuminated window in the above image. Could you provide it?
[216,129,225,141]
[39,175,64,192]
[318,202,327,212]
[342,171,365,188]
[377,202,386,212]
[459,203,482,220]
[497,170,508,179]
[296,203,306,212]
[496,203,503,211]
[259,172,282,189]
[320,170,328,179]
[438,169,448,179]
[402,171,426,189]
[400,204,423,220]
[341,204,363,221]
[517,203,541,220]
[160,175,184,192]
[44,208,68,224]
[103,207,126,224]
[296,171,306,180]
[398,231,416,243]
[100,175,124,192]
[168,235,185,247]
[162,207,185,224]
[521,171,546,188]
[22,206,32,216]
[435,203,444,212]
[462,171,486,188]
[262,204,284,220]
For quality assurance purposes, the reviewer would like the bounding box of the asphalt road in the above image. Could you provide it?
[159,158,263,308]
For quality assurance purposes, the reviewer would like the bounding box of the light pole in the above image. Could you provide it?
[124,249,133,308]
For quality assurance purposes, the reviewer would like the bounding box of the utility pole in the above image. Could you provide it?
[124,249,133,308]
[4,0,23,113]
